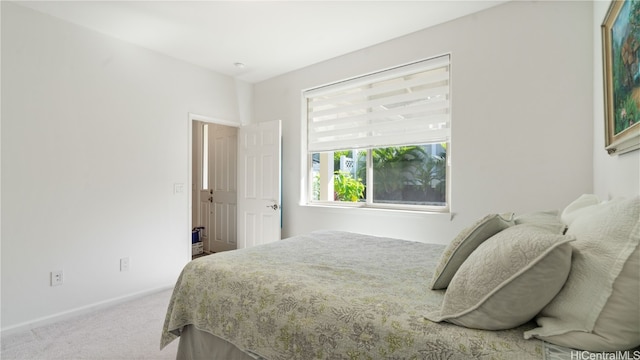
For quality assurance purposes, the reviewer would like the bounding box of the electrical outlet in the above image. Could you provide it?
[51,271,63,286]
[120,257,130,272]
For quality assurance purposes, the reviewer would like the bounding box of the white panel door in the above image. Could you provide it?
[238,120,282,248]
[209,124,238,252]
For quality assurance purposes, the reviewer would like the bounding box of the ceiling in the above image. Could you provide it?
[16,1,508,84]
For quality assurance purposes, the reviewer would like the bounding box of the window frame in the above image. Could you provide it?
[300,55,452,213]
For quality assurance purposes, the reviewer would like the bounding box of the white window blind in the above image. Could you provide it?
[305,54,450,153]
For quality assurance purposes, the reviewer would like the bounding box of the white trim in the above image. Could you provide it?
[0,285,173,336]
[299,98,310,206]
[302,52,453,94]
[188,113,240,128]
[307,199,449,214]
[304,202,454,220]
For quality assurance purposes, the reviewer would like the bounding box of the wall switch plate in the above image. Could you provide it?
[120,257,130,272]
[173,183,185,194]
[51,271,63,286]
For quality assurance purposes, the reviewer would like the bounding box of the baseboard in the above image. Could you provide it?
[0,284,174,336]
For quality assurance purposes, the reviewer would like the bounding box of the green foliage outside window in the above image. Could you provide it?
[333,171,365,202]
[312,144,446,205]
[356,145,446,204]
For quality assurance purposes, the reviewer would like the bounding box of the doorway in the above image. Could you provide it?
[188,114,282,257]
[192,119,238,255]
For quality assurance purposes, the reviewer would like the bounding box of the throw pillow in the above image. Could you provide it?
[514,210,566,234]
[560,194,600,226]
[429,213,514,290]
[425,224,574,330]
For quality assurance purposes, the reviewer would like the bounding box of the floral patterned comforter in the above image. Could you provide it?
[161,231,543,359]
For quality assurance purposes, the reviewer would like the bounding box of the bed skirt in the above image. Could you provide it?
[176,324,593,360]
[177,325,262,360]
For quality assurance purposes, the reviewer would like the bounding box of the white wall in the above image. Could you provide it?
[592,1,640,198]
[254,1,594,244]
[3,0,636,333]
[1,2,245,330]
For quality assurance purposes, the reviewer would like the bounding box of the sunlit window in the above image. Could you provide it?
[303,55,451,212]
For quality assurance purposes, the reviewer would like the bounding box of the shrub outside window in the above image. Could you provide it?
[303,55,451,212]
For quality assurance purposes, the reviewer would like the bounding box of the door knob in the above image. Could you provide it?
[208,196,213,203]
[266,204,279,210]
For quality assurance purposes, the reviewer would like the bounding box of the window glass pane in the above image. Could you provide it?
[311,150,366,202]
[372,144,446,206]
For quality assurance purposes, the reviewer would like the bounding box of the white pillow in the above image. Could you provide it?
[524,196,640,351]
[429,213,514,290]
[425,224,574,330]
[560,194,600,226]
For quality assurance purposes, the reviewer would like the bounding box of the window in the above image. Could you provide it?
[303,54,451,212]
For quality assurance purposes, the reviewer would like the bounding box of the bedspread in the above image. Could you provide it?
[161,231,543,359]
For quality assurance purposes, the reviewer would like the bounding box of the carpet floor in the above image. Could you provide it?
[1,289,179,360]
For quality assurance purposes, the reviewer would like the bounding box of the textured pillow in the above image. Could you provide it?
[515,210,566,234]
[429,213,514,290]
[560,194,600,226]
[524,196,640,351]
[425,224,574,330]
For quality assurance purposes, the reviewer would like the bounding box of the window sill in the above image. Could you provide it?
[301,202,451,216]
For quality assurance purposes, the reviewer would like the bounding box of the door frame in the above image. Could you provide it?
[187,112,240,258]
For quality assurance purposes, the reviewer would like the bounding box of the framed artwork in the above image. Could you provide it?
[601,0,640,155]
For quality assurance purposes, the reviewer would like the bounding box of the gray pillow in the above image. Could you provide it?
[425,224,574,330]
[429,213,514,290]
[514,210,566,234]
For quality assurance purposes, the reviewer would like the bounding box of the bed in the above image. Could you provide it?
[161,195,640,359]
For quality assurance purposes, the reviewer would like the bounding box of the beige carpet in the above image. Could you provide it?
[1,289,179,360]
